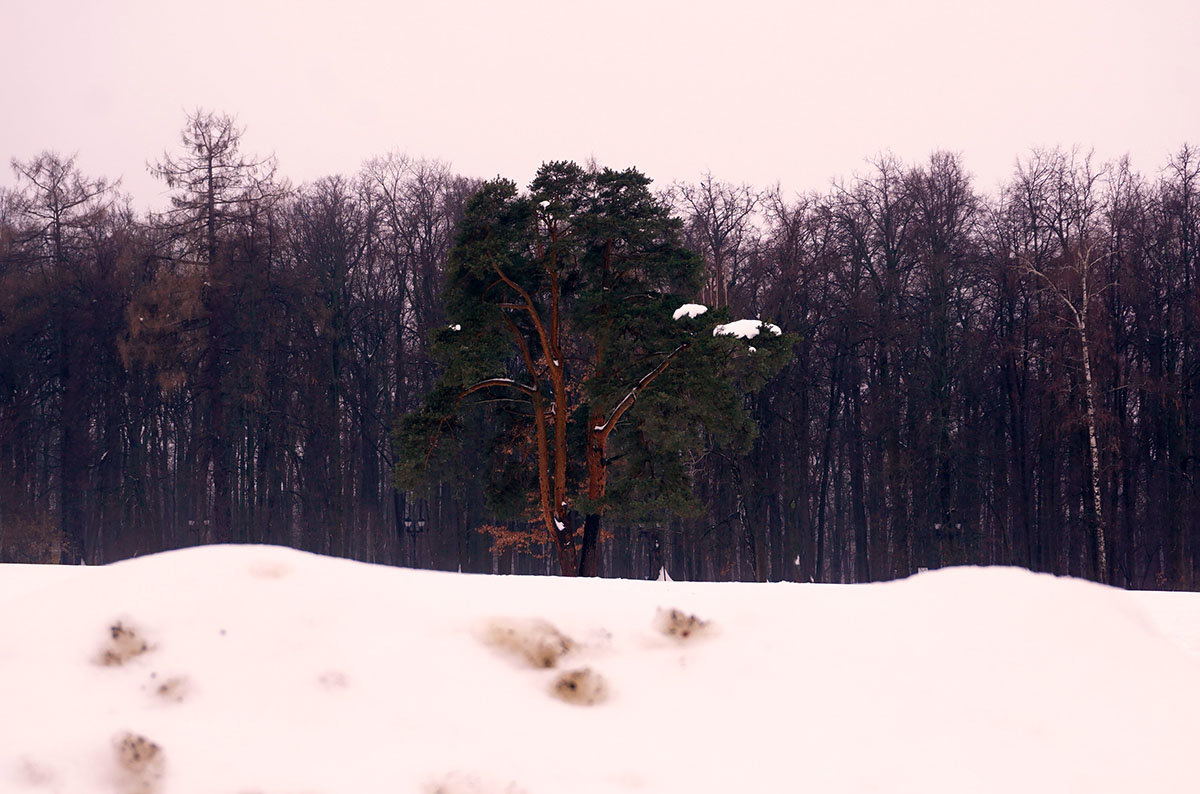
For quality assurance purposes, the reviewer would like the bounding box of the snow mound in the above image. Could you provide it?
[1,546,1199,793]
[672,303,708,320]
[712,318,781,338]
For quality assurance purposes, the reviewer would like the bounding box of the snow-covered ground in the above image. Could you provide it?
[2,545,1198,794]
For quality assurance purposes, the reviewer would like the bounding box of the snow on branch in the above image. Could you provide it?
[672,303,709,320]
[712,319,782,339]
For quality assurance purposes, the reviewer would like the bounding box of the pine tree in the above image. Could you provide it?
[396,162,791,575]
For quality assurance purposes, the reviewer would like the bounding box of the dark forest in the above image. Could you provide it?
[2,112,1197,589]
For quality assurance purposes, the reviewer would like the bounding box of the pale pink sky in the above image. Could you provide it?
[3,0,1196,206]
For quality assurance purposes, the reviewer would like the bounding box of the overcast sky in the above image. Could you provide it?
[3,0,1196,207]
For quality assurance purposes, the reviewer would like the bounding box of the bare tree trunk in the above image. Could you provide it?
[1077,315,1107,582]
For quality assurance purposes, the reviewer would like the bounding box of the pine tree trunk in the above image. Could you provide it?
[579,513,601,577]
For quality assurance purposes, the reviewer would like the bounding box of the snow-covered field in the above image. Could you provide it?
[2,545,1198,794]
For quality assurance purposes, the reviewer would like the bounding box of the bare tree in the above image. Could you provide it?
[1013,148,1110,582]
[9,153,117,563]
[674,173,760,308]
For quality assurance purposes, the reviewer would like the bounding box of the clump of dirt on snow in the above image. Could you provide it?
[14,757,56,787]
[148,674,190,704]
[425,772,528,794]
[318,670,349,689]
[248,559,291,579]
[551,667,607,706]
[655,608,710,640]
[484,619,574,668]
[113,732,164,794]
[96,621,152,666]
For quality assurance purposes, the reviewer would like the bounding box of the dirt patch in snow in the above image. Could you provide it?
[318,670,349,689]
[147,674,190,703]
[551,667,607,706]
[13,757,56,788]
[248,560,291,579]
[114,732,164,794]
[655,608,710,640]
[484,619,574,668]
[425,772,528,793]
[96,621,152,666]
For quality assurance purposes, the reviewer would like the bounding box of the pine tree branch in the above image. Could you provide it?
[593,343,691,439]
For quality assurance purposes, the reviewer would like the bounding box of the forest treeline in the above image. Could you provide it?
[1,112,1197,589]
